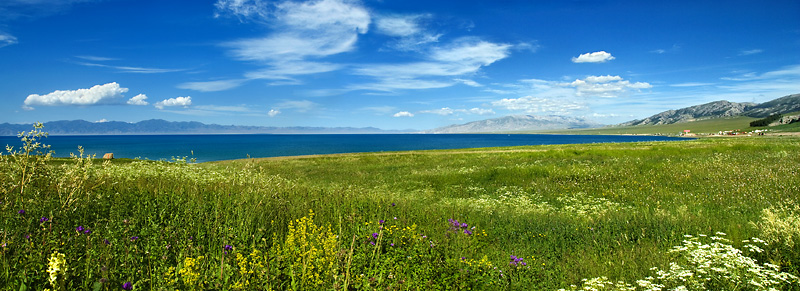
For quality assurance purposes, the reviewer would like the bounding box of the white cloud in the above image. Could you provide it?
[23,82,129,109]
[268,109,281,117]
[95,118,108,123]
[274,100,318,112]
[420,107,495,116]
[154,96,192,109]
[670,82,714,87]
[455,78,482,87]
[564,75,651,97]
[0,32,18,48]
[211,0,370,88]
[352,38,511,92]
[492,96,587,114]
[375,14,440,51]
[75,61,185,74]
[420,107,455,115]
[193,105,251,112]
[222,0,369,62]
[127,94,149,105]
[75,55,118,61]
[739,49,763,56]
[393,111,414,117]
[571,51,615,63]
[177,79,248,92]
[376,14,422,37]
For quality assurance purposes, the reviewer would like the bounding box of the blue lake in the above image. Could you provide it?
[0,134,689,162]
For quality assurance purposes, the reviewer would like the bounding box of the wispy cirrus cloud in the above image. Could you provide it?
[0,32,18,48]
[739,49,763,56]
[210,0,370,88]
[351,38,512,93]
[564,75,652,98]
[419,107,495,116]
[75,60,186,74]
[375,13,440,51]
[177,79,248,92]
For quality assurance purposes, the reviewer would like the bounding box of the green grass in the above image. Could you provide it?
[2,128,800,290]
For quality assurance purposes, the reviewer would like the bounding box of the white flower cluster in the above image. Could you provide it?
[560,233,798,290]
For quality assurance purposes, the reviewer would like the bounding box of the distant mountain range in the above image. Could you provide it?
[619,93,800,126]
[425,115,600,133]
[0,119,406,136]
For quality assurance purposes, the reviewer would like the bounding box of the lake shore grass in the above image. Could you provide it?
[2,128,799,290]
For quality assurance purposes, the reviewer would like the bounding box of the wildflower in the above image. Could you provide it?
[84,229,92,235]
[224,244,233,254]
[379,220,385,224]
[509,255,524,267]
[40,217,49,223]
[130,236,139,241]
[18,209,25,215]
[104,239,110,245]
[464,229,473,235]
[390,243,395,247]
[372,233,379,239]
[76,226,84,233]
[393,217,397,220]
[25,234,30,240]
[391,203,396,207]
[122,281,133,290]
[47,252,67,287]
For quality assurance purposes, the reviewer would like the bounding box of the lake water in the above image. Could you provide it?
[0,134,689,162]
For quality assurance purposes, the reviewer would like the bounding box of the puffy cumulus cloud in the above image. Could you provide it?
[420,107,495,116]
[0,32,18,48]
[492,96,587,114]
[564,75,651,98]
[154,96,192,109]
[268,109,281,117]
[23,82,129,109]
[571,51,615,63]
[393,111,414,117]
[127,94,149,105]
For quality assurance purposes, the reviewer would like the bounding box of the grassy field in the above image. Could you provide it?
[1,126,799,290]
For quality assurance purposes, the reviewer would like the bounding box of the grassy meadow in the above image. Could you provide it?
[1,125,800,290]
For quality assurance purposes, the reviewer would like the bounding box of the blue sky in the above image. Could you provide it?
[1,0,798,130]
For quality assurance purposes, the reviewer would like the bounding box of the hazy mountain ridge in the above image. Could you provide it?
[619,93,800,126]
[0,119,403,136]
[425,115,600,133]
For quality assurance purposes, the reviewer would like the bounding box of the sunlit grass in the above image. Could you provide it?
[1,125,799,289]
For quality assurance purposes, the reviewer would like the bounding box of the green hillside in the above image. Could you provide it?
[535,115,800,135]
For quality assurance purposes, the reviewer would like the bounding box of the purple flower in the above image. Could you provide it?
[369,241,375,245]
[390,243,395,247]
[509,255,524,267]
[460,222,468,228]
[76,226,85,233]
[463,229,473,235]
[84,229,92,235]
[461,257,466,260]
[122,281,133,290]
[130,236,139,241]
[104,239,111,245]
[372,233,379,239]
[224,244,233,254]
[39,217,48,223]
[391,203,396,207]
[25,234,30,240]
[17,209,25,215]
[379,220,385,224]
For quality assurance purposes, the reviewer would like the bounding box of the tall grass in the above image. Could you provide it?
[1,126,799,290]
